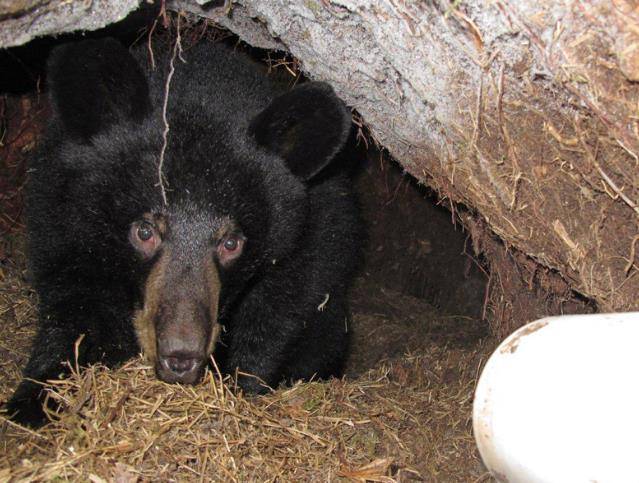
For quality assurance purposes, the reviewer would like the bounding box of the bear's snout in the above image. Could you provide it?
[133,243,222,385]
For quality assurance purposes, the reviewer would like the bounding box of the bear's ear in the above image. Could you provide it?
[48,38,151,140]
[249,82,351,181]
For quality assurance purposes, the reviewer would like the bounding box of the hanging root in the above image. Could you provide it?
[157,14,185,206]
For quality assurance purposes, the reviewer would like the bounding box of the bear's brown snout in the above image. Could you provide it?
[133,241,222,385]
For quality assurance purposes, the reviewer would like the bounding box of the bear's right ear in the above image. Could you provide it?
[249,82,352,181]
[48,38,151,141]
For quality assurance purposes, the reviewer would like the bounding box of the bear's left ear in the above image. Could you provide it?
[48,38,151,141]
[249,82,351,181]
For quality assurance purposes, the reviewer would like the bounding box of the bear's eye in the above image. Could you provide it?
[217,234,245,266]
[137,223,154,241]
[223,237,238,251]
[130,221,162,259]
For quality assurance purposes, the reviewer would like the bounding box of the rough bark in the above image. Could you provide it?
[3,0,639,315]
[0,0,139,48]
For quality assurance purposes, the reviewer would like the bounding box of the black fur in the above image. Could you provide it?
[6,38,361,427]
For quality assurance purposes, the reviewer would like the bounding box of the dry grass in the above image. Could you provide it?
[0,348,486,481]
[0,231,491,481]
[0,233,36,404]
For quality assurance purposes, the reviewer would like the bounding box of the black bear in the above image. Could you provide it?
[6,38,361,427]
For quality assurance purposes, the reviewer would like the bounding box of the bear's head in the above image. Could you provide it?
[45,38,352,384]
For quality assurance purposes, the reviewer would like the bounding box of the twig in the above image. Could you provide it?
[594,158,639,215]
[496,63,505,130]
[0,415,47,440]
[576,118,639,217]
[624,234,639,275]
[482,270,492,321]
[147,18,158,70]
[317,293,330,311]
[616,138,639,165]
[471,472,493,483]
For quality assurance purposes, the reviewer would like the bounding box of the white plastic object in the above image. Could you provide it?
[473,312,639,483]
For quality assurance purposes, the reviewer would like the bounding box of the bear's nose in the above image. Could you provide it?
[163,355,197,374]
[157,352,205,384]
